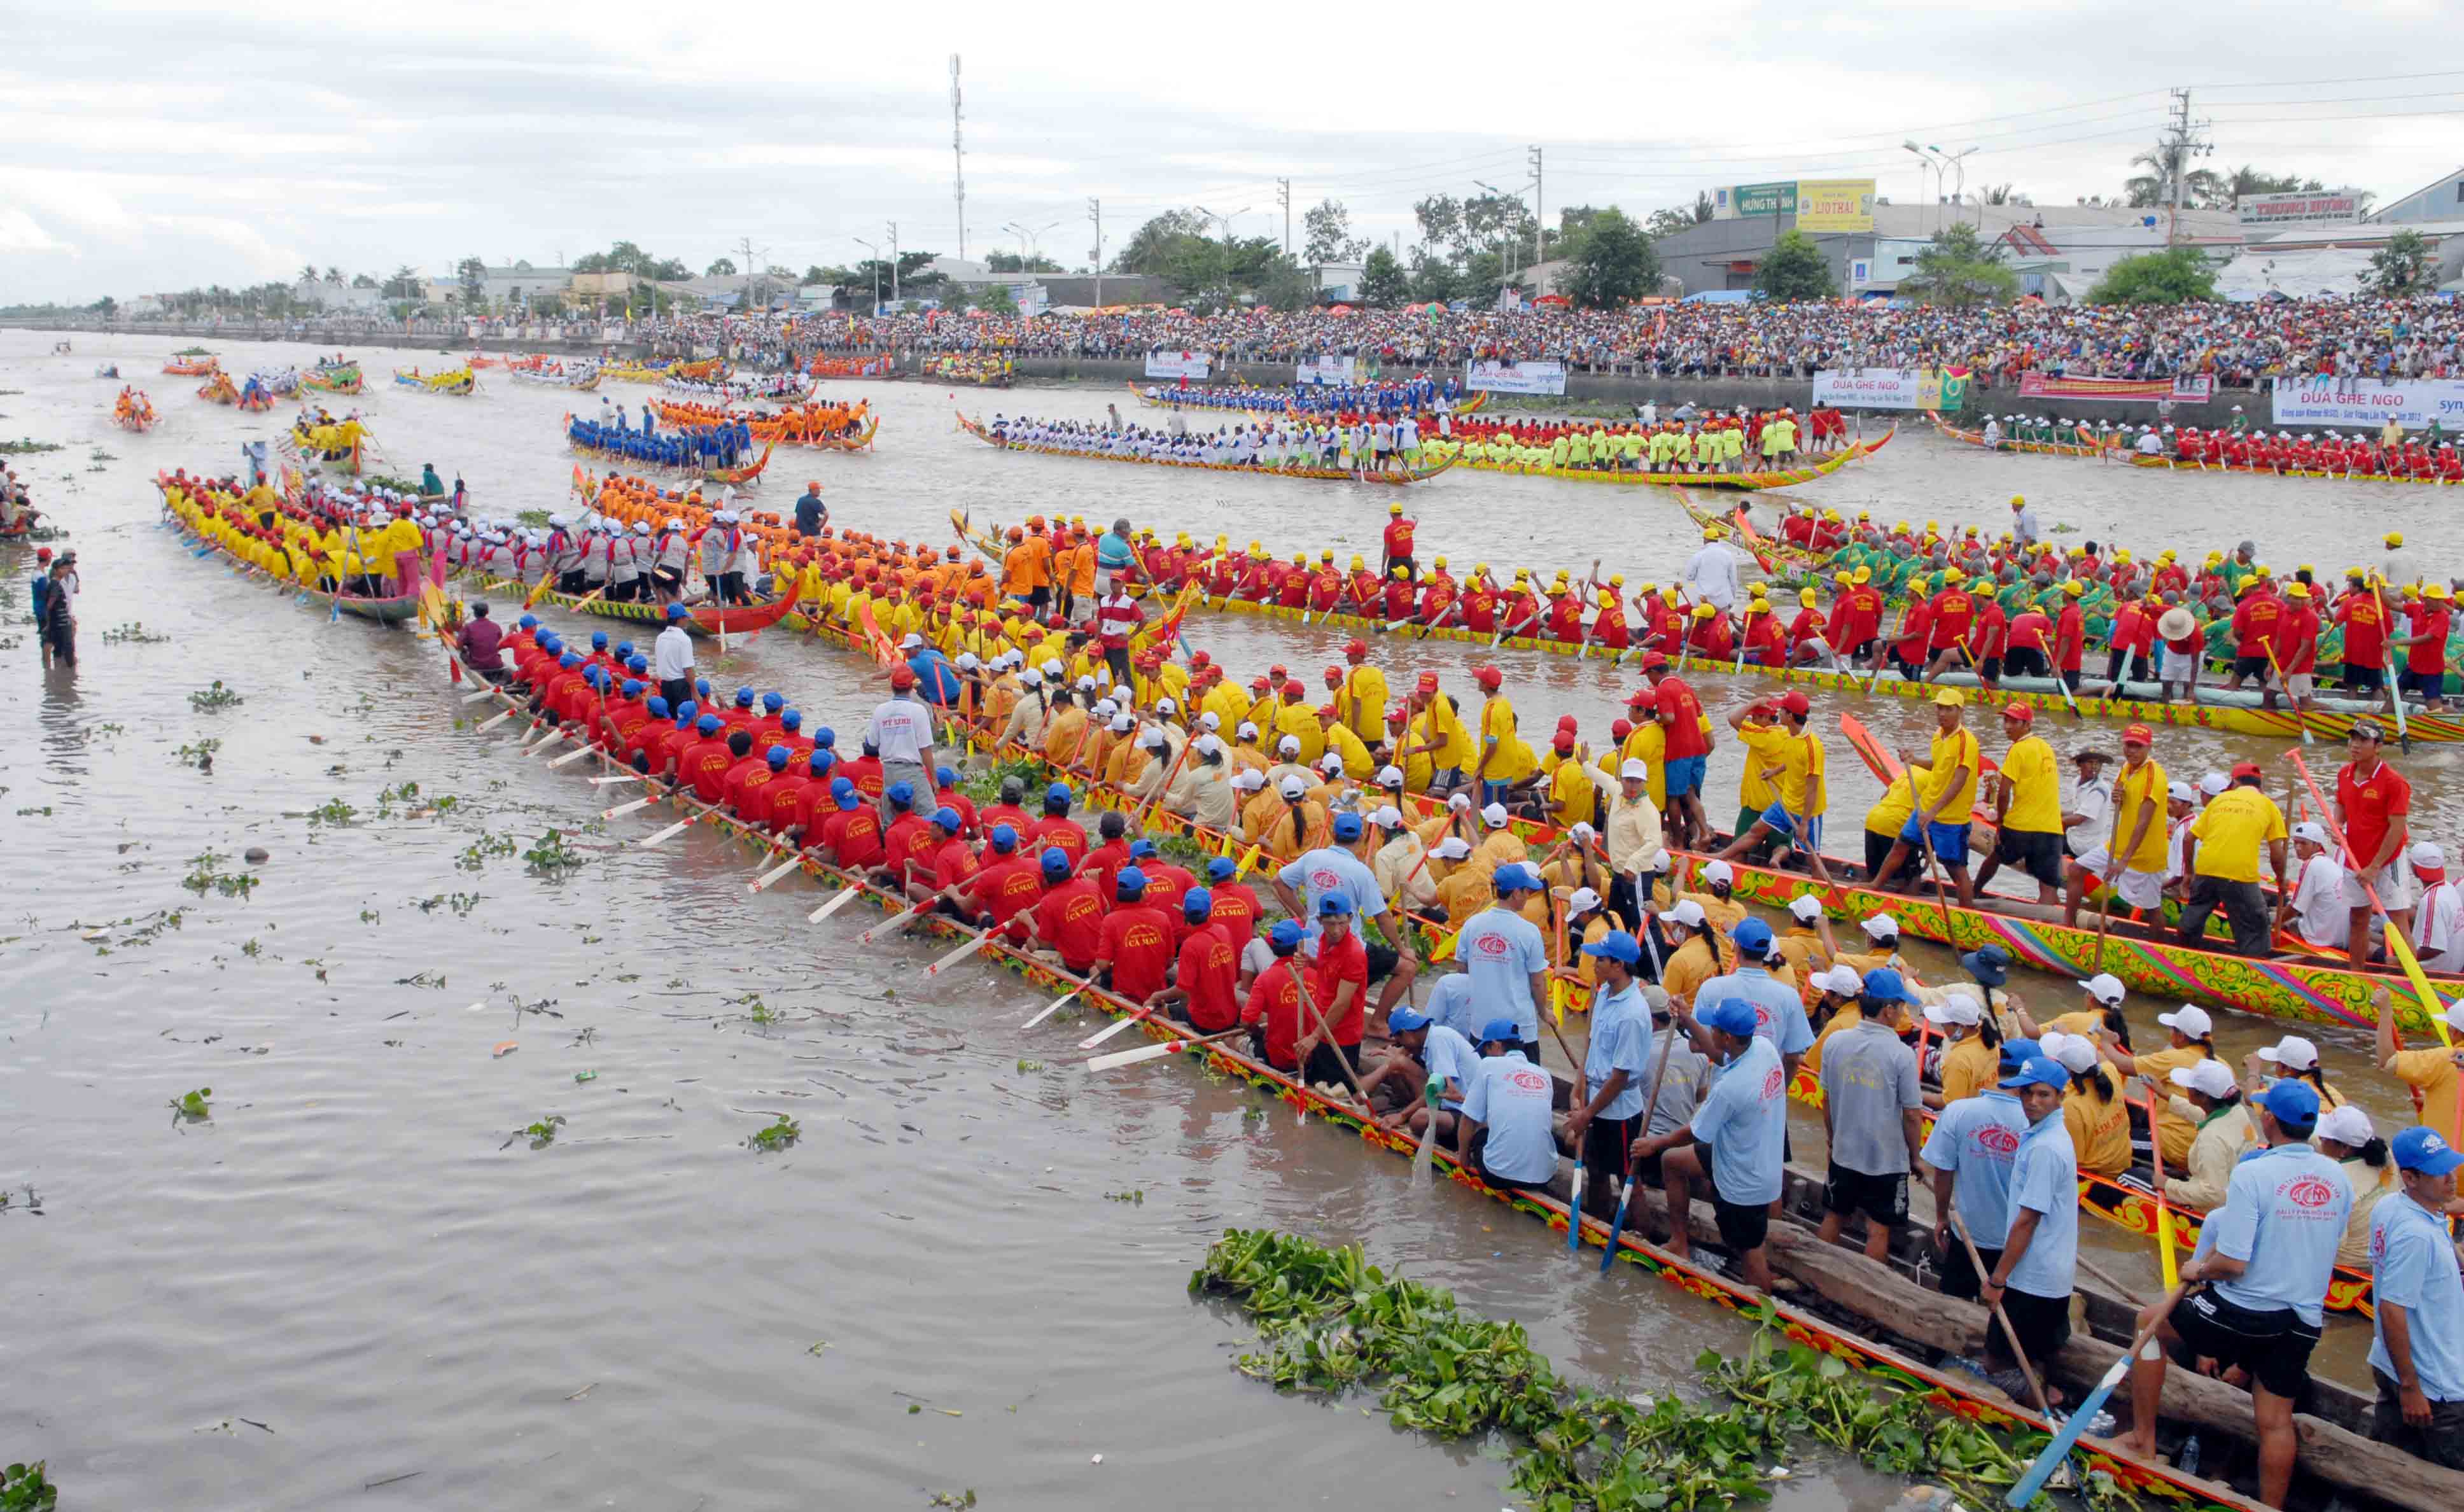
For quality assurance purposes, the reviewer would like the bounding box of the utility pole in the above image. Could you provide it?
[950,55,967,263]
[1088,197,1103,310]
[1277,177,1292,261]
[1528,144,1544,272]
[736,235,766,310]
[888,221,900,306]
[2163,87,2209,246]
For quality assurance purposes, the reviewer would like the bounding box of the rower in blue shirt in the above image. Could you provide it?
[1563,930,1653,1228]
[641,402,655,437]
[1630,995,1784,1289]
[1977,1054,2078,1405]
[2122,1079,2350,1507]
[1922,1037,2035,1300]
[1454,1018,1558,1193]
[2367,1126,2464,1464]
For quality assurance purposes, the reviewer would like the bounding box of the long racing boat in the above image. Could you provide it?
[955,411,1452,487]
[1443,426,1894,491]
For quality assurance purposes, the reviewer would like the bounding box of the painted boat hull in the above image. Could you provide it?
[955,410,1452,486]
[1442,426,1893,491]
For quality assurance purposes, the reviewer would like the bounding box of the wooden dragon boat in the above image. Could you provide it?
[393,366,477,395]
[1446,426,1893,491]
[955,411,1452,487]
[430,619,2458,1512]
[197,372,239,405]
[162,493,435,625]
[1935,412,2462,485]
[162,355,218,377]
[650,398,878,451]
[461,573,801,640]
[113,393,157,432]
[1929,411,2122,459]
[1128,380,1488,418]
[703,438,778,487]
[508,363,603,391]
[301,364,363,395]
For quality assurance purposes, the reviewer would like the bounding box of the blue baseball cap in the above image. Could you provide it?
[627,655,648,674]
[1388,1006,1432,1034]
[1491,862,1539,895]
[1730,917,1773,954]
[781,710,801,731]
[646,696,670,718]
[2393,1126,2464,1175]
[734,686,755,707]
[808,751,832,776]
[1332,812,1364,841]
[813,727,835,749]
[1998,1056,2069,1092]
[1046,781,1073,807]
[675,701,697,724]
[559,652,583,669]
[695,678,711,697]
[696,713,722,735]
[932,806,963,832]
[990,823,1019,851]
[1476,1017,1523,1046]
[1128,839,1158,859]
[615,641,634,659]
[1207,857,1237,882]
[1040,846,1071,878]
[1697,997,1759,1039]
[1115,865,1147,896]
[834,788,860,810]
[885,780,914,808]
[1861,968,1915,1004]
[518,613,538,629]
[620,678,644,697]
[1182,885,1212,916]
[1317,893,1354,918]
[591,631,608,649]
[2259,1079,2321,1130]
[763,691,784,711]
[936,765,956,788]
[666,602,688,619]
[1581,929,1642,964]
[1999,1037,2041,1072]
[766,745,789,769]
[1269,918,1304,951]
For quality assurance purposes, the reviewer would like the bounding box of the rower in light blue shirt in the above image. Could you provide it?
[2368,1126,2464,1422]
[1455,1018,1559,1188]
[2204,1086,2355,1328]
[1422,972,1480,1041]
[1998,1060,2080,1302]
[1453,865,1549,1046]
[1920,1039,2034,1252]
[1682,1000,1786,1207]
[1691,918,1814,1061]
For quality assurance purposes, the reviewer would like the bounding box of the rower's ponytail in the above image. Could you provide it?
[1974,1011,2003,1053]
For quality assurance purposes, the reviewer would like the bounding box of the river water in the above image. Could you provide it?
[4,332,2447,1508]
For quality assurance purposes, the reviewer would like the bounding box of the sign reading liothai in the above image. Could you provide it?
[1294,355,1356,386]
[2274,377,2464,429]
[1466,359,1567,396]
[1810,367,1966,410]
[1144,349,1212,381]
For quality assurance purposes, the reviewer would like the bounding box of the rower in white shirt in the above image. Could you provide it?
[2405,841,2464,972]
[2277,822,2351,949]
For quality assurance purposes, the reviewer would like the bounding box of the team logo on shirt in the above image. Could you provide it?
[1474,933,1510,957]
[1760,1066,1784,1099]
[1310,867,1342,891]
[1508,1069,1550,1093]
[2282,1175,2339,1210]
[1977,1125,2021,1155]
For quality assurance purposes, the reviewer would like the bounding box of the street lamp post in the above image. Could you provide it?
[1191,206,1250,311]
[1901,142,1936,235]
[1476,176,1539,304]
[853,237,882,317]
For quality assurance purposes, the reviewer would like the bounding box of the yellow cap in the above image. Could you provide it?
[2386,532,2405,547]
[1389,502,1403,514]
[1473,561,1488,573]
[1744,600,1769,615]
[1800,587,1818,605]
[1853,567,1872,584]
[1349,554,1365,569]
[1833,571,1852,584]
[2428,584,2451,601]
[2010,495,2025,507]
[2285,582,2311,600]
[1433,555,1448,568]
[1934,689,1966,707]
[2063,580,2085,596]
[1702,527,1721,541]
[1691,603,1716,619]
[1609,573,1624,586]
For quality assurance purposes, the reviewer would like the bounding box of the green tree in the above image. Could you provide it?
[1361,246,1410,307]
[2369,229,2434,296]
[1753,230,1836,302]
[91,294,117,318]
[1303,198,1368,265]
[456,256,487,309]
[1113,210,1210,276]
[384,263,422,299]
[351,272,379,289]
[706,256,736,277]
[1404,248,1460,305]
[1557,207,1660,308]
[2125,139,2225,209]
[1551,204,1605,259]
[2087,246,2218,305]
[974,283,1017,315]
[1897,222,2018,308]
[2225,165,2320,200]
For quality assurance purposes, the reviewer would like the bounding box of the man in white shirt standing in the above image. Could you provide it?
[652,602,696,710]
[2276,822,2350,950]
[2407,842,2464,972]
[2062,749,2113,859]
[866,665,939,824]
[2008,494,2040,549]
[1679,528,1744,612]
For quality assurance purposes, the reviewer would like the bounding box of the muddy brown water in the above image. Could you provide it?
[6,332,2447,1507]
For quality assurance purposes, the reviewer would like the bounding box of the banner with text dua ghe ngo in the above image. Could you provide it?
[1144,349,1212,380]
[1810,367,1964,410]
[1294,354,1357,386]
[1466,359,1568,396]
[2273,377,2464,430]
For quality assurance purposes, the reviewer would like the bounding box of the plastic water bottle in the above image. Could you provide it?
[2178,1434,2202,1477]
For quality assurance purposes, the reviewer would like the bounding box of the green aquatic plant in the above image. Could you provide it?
[518,1115,565,1148]
[522,829,586,872]
[747,1115,801,1152]
[2,1459,59,1511]
[169,1087,212,1121]
[188,681,244,712]
[101,622,171,645]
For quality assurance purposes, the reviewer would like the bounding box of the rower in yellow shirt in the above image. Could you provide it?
[1871,689,1982,907]
[1337,641,1388,745]
[1319,707,1374,780]
[1467,666,1533,802]
[1273,690,1326,765]
[1536,732,1598,830]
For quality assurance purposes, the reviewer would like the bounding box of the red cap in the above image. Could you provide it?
[1626,687,1651,707]
[2122,723,2153,745]
[1269,664,1287,678]
[1322,666,1343,683]
[1474,666,1502,689]
[1779,690,1811,716]
[2003,700,2035,723]
[1191,651,1210,666]
[1282,680,1305,698]
[1611,718,1633,740]
[1317,703,1340,719]
[1344,638,1368,658]
[2230,760,2262,781]
[1551,732,1576,752]
[1415,671,1439,694]
[1557,714,1578,730]
[1250,676,1271,690]
[889,666,917,689]
[1638,652,1670,672]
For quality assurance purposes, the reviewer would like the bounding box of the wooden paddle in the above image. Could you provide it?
[1949,1210,2052,1417]
[1291,970,1375,1108]
[807,885,864,925]
[2003,1285,2185,1509]
[855,895,933,946]
[923,928,993,977]
[1021,988,1081,1028]
[2137,1076,2183,1291]
[1086,1026,1244,1072]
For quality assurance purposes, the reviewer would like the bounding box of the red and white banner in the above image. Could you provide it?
[1144,349,1212,380]
[2017,372,2211,403]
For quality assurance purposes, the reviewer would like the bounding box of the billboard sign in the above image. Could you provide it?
[2237,192,2363,227]
[1733,181,1796,217]
[1796,178,1877,233]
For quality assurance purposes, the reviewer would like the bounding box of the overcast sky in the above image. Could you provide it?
[4,1,2458,302]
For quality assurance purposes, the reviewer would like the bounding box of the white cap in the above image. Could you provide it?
[1567,886,1602,916]
[2076,972,2125,1006]
[1156,697,1177,715]
[1620,757,1649,781]
[2169,1059,2236,1098]
[1814,963,1863,996]
[1236,722,1259,739]
[1569,822,1597,843]
[2198,772,2229,797]
[1658,899,1707,928]
[1859,913,1900,940]
[1278,775,1307,799]
[1319,752,1345,773]
[1433,836,1473,859]
[1700,860,1733,886]
[1042,658,1065,678]
[2317,1103,2375,1147]
[956,652,981,671]
[1447,792,1473,812]
[1142,727,1169,751]
[1376,764,1404,787]
[1788,895,1823,921]
[2256,1035,2320,1071]
[1231,768,1265,790]
[1924,993,1982,1027]
[2046,1033,2099,1075]
[2412,841,2447,871]
[1369,805,1404,829]
[1093,699,1119,719]
[1019,669,1043,687]
[1109,713,1134,733]
[1194,734,1226,757]
[2292,821,2330,846]
[1200,711,1221,731]
[1077,675,1098,692]
[1278,734,1301,756]
[2157,1004,2214,1038]
[1480,802,1509,828]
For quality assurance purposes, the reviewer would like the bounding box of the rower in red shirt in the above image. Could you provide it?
[1025,785,1089,867]
[1241,920,1311,1074]
[762,752,825,841]
[1023,850,1104,973]
[957,827,1044,939]
[877,783,936,884]
[1091,867,1176,1000]
[1457,575,1500,634]
[2051,584,2089,690]
[2334,723,2412,964]
[1156,890,1242,1030]
[1684,603,1733,661]
[2398,585,2454,711]
[722,741,787,826]
[2273,583,2322,714]
[1784,589,1831,668]
[2224,579,2285,694]
[1380,504,1417,580]
[1921,578,1977,680]
[680,715,736,802]
[1307,556,1344,613]
[1274,556,1312,609]
[1417,560,1458,626]
[1887,594,1932,678]
[1740,601,1786,668]
[1644,655,1712,845]
[1380,567,1418,621]
[1307,895,1371,1074]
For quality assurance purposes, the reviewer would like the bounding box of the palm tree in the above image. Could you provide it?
[324,265,344,284]
[298,263,317,283]
[2125,141,2223,210]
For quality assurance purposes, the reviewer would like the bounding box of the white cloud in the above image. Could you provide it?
[0,208,75,256]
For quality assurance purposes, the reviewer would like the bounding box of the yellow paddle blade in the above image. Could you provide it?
[1431,928,1460,963]
[2384,917,2457,1049]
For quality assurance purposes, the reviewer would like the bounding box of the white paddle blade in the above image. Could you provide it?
[750,853,804,892]
[1077,1011,1148,1050]
[857,903,925,946]
[1020,989,1078,1028]
[461,688,498,704]
[549,743,594,768]
[924,933,989,977]
[524,730,569,760]
[807,886,862,924]
[1085,1037,1189,1072]
[638,816,695,848]
[591,774,641,787]
[475,710,515,732]
[601,795,656,820]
